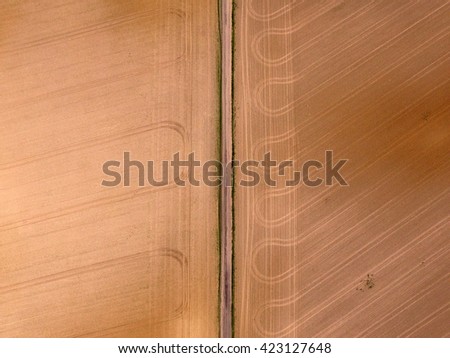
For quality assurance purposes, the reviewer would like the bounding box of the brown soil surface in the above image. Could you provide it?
[0,0,220,337]
[1,0,448,339]
[220,0,234,338]
[233,0,450,337]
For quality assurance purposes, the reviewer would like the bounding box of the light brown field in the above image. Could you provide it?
[0,0,219,337]
[234,0,450,337]
[1,0,449,339]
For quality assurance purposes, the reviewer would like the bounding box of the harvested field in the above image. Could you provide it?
[0,0,219,337]
[233,0,450,337]
[1,0,449,339]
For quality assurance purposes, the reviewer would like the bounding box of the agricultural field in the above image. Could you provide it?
[1,0,448,338]
[0,0,220,337]
[233,0,450,337]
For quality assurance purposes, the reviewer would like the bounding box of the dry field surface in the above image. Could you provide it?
[1,0,449,338]
[234,0,450,337]
[0,0,219,337]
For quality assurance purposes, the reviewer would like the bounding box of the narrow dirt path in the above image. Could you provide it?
[220,0,233,338]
